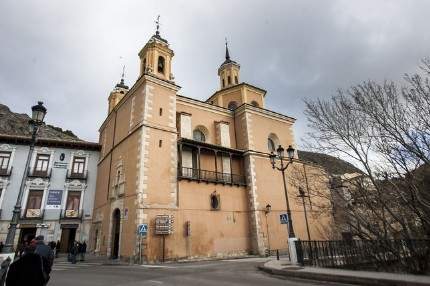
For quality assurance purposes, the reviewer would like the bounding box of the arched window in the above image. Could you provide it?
[193,129,206,142]
[235,76,238,84]
[227,101,237,111]
[157,56,165,74]
[267,138,276,152]
[222,79,225,88]
[267,133,279,152]
[251,101,259,107]
[227,76,231,85]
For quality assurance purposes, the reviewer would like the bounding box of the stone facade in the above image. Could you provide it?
[0,132,99,251]
[92,31,334,263]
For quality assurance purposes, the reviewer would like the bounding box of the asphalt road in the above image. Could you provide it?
[49,258,353,286]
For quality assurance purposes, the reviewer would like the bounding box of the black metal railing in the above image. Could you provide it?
[0,167,12,177]
[295,239,430,274]
[178,166,246,186]
[28,168,51,178]
[66,169,88,180]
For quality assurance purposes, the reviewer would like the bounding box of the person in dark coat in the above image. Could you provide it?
[70,241,78,264]
[80,241,87,261]
[34,235,54,282]
[5,245,46,286]
[0,256,11,286]
[55,240,60,258]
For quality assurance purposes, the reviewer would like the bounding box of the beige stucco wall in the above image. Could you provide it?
[92,37,334,262]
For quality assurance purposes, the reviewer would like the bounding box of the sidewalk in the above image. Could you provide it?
[54,253,127,265]
[258,259,430,286]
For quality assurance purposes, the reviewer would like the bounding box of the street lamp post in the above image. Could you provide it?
[297,187,311,241]
[269,145,296,238]
[3,102,47,253]
[264,204,271,254]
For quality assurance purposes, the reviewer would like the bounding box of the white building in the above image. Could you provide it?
[0,103,100,252]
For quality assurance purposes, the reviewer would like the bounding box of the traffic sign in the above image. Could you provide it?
[280,213,289,225]
[155,215,174,235]
[138,223,148,235]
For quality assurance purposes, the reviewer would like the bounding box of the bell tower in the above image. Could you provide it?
[108,68,129,114]
[218,40,240,90]
[138,16,174,82]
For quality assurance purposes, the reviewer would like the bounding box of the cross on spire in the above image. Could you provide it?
[120,65,125,85]
[155,15,160,35]
[225,37,230,61]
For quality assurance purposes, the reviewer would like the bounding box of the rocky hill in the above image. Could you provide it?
[0,103,83,142]
[298,150,362,176]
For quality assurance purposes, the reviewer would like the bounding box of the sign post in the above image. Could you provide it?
[137,224,148,264]
[155,215,174,263]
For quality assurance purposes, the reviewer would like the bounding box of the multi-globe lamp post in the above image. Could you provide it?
[269,145,296,238]
[3,102,47,253]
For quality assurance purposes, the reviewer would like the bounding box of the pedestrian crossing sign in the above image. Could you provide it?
[138,223,148,235]
[280,213,289,225]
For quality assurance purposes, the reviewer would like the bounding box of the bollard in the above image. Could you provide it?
[276,249,279,260]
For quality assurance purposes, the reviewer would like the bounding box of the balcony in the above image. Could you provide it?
[0,167,12,177]
[178,166,246,186]
[66,169,88,180]
[60,209,83,220]
[21,208,45,220]
[28,168,51,178]
[177,138,247,187]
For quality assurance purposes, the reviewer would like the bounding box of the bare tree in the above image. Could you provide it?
[304,58,430,273]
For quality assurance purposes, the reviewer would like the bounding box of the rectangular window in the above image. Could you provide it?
[26,190,44,210]
[71,156,86,174]
[34,154,50,174]
[66,191,81,211]
[0,152,11,171]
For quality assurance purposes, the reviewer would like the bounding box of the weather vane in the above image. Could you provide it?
[155,15,160,35]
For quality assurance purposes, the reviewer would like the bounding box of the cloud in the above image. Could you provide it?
[1,0,429,144]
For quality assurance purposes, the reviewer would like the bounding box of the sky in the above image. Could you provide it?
[1,0,430,145]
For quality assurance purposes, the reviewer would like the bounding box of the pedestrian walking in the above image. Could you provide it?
[48,241,56,258]
[34,235,54,284]
[5,243,46,286]
[55,240,60,258]
[80,241,87,261]
[70,241,78,264]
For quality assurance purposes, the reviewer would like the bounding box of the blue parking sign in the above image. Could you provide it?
[280,213,289,224]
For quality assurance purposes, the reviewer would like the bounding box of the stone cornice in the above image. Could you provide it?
[206,82,267,102]
[235,103,296,124]
[177,95,233,117]
[100,74,181,131]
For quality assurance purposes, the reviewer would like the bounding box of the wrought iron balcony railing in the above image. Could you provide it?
[178,166,246,186]
[66,169,88,180]
[0,167,12,177]
[28,168,51,178]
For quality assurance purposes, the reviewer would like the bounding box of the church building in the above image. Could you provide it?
[92,27,333,262]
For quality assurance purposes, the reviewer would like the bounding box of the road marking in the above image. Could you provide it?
[140,265,176,269]
[52,261,103,271]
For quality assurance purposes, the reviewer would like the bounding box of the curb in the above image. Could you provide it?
[258,265,430,286]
